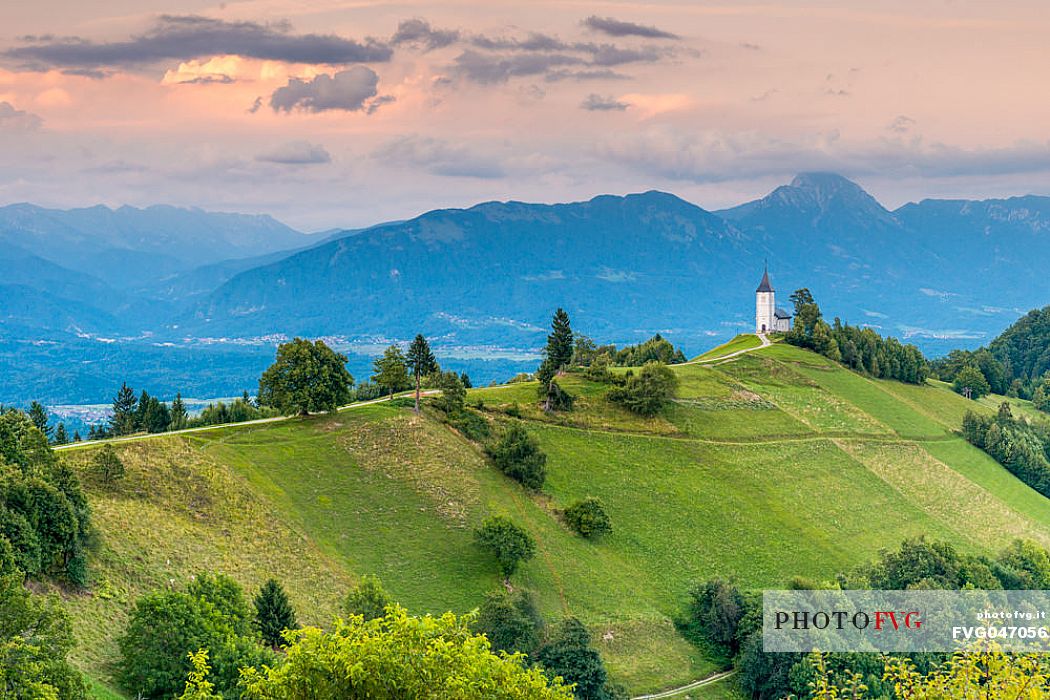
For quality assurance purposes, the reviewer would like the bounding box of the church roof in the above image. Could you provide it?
[756,268,774,293]
[774,307,791,319]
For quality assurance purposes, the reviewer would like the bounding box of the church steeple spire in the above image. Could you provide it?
[756,263,773,293]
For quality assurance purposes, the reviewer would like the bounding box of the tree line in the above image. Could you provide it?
[962,403,1050,499]
[786,289,928,384]
[931,306,1050,406]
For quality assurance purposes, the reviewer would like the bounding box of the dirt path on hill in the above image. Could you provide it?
[680,333,771,366]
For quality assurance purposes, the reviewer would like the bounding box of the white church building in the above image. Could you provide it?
[755,267,792,334]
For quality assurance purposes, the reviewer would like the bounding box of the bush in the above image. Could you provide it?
[474,516,536,578]
[487,424,547,490]
[534,618,622,700]
[562,497,612,539]
[118,574,270,699]
[343,575,393,622]
[606,361,678,416]
[239,608,573,699]
[447,411,491,442]
[353,381,383,402]
[540,379,575,412]
[473,589,543,654]
[92,444,125,485]
[582,355,615,383]
[0,572,87,699]
[679,579,747,655]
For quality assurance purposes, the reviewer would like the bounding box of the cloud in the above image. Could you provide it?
[255,141,332,165]
[595,124,1050,184]
[888,115,917,134]
[582,16,679,40]
[452,50,583,84]
[4,15,392,71]
[0,102,43,131]
[270,67,386,113]
[581,94,628,111]
[391,19,460,50]
[374,136,505,178]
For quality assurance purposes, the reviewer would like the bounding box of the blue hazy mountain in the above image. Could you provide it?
[5,174,1050,405]
[186,191,753,347]
[0,203,310,291]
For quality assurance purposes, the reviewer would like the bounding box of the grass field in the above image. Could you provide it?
[693,334,763,362]
[56,336,1050,697]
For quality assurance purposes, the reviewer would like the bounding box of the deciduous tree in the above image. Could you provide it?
[258,338,355,416]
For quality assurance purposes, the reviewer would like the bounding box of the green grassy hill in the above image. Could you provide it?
[57,338,1050,698]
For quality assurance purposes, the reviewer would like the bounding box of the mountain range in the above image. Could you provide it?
[4,173,1050,405]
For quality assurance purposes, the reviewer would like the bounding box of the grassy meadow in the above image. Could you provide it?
[56,336,1050,697]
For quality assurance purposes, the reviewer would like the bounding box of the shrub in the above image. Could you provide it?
[92,444,125,485]
[473,589,543,654]
[343,575,393,622]
[540,379,575,412]
[239,608,573,699]
[534,618,622,700]
[606,361,678,416]
[679,578,747,655]
[432,371,467,414]
[487,424,547,490]
[562,497,612,539]
[474,516,536,579]
[118,574,270,699]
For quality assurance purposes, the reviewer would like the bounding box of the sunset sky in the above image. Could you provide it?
[2,0,1049,230]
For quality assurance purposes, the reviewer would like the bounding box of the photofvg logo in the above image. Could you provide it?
[763,590,1050,653]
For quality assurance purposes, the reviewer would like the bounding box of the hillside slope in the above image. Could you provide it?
[58,340,1050,697]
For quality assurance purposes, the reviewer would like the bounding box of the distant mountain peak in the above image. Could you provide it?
[789,171,865,196]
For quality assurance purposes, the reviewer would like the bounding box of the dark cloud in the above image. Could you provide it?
[452,37,673,83]
[888,115,917,134]
[255,141,332,165]
[4,15,392,71]
[269,67,383,113]
[179,75,236,85]
[374,136,505,178]
[581,94,628,111]
[0,102,43,131]
[391,19,460,50]
[452,50,583,84]
[582,15,679,40]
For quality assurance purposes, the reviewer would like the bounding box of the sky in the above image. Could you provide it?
[1,0,1049,231]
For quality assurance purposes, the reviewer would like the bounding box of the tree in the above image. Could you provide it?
[562,497,612,539]
[954,364,991,399]
[141,396,171,433]
[460,372,473,389]
[92,444,125,485]
[680,579,746,655]
[118,574,270,699]
[111,383,139,436]
[258,338,355,416]
[54,423,69,445]
[541,379,575,413]
[789,288,815,315]
[254,579,298,649]
[0,572,87,699]
[488,424,547,490]
[534,618,617,700]
[239,607,573,699]
[29,401,52,439]
[170,393,189,430]
[474,516,536,579]
[371,345,411,400]
[607,361,678,416]
[406,335,438,414]
[343,575,393,622]
[544,309,574,372]
[473,589,543,655]
[433,370,467,414]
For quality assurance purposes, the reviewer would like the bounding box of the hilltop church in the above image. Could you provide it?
[755,268,792,334]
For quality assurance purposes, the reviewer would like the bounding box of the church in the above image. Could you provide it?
[755,267,792,334]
